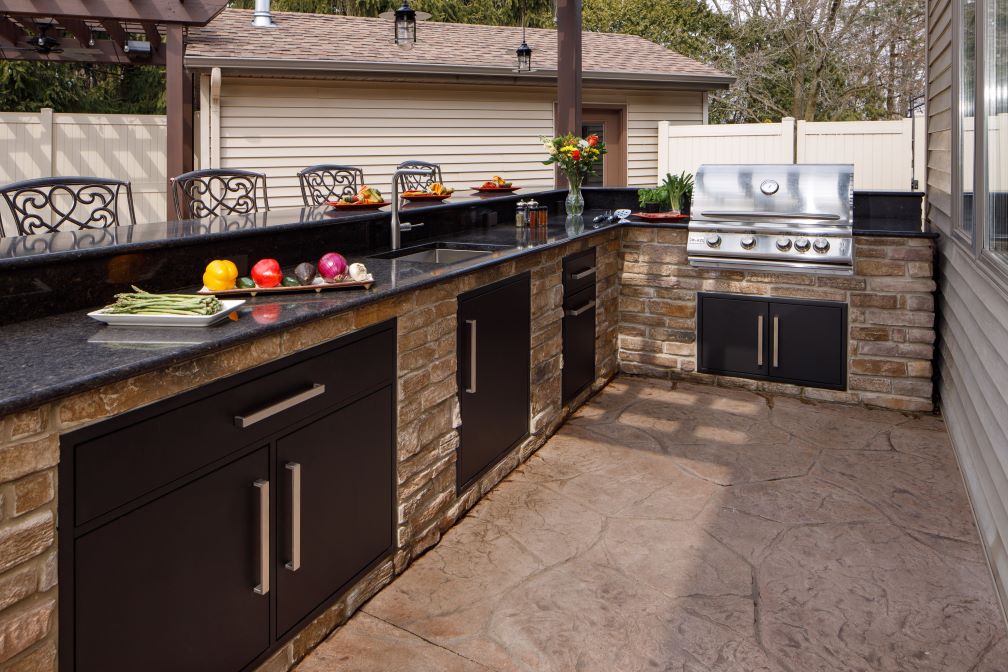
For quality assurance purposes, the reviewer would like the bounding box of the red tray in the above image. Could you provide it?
[198,279,373,297]
[325,200,389,211]
[402,193,453,202]
[471,185,520,193]
[631,211,689,222]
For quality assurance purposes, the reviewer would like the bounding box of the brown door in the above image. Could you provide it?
[581,108,626,187]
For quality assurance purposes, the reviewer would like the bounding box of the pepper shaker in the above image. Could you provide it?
[515,199,528,228]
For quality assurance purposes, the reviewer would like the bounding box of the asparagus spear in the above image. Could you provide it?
[102,287,223,316]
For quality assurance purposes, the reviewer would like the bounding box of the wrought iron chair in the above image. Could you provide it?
[297,164,365,206]
[170,168,269,219]
[0,176,137,236]
[396,160,443,193]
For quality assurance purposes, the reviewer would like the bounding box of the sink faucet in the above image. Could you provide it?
[391,167,435,249]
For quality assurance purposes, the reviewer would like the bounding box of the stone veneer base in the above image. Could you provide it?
[618,228,936,413]
[0,225,938,671]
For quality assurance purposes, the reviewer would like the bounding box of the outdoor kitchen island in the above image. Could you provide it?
[0,193,937,672]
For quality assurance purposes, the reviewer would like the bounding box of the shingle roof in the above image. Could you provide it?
[186,9,731,86]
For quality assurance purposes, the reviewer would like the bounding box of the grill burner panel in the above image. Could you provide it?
[687,164,854,275]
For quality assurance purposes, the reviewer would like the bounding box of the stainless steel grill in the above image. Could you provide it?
[687,164,854,275]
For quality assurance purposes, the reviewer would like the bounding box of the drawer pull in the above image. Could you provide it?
[773,316,780,368]
[285,462,301,572]
[570,266,596,280]
[757,315,764,367]
[465,319,477,394]
[235,384,326,428]
[565,299,596,317]
[253,479,270,595]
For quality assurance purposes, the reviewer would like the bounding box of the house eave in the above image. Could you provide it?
[183,55,735,90]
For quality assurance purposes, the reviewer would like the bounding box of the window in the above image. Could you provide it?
[985,0,1008,262]
[959,0,977,237]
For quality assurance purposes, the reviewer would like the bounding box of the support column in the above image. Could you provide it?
[556,0,583,137]
[166,25,193,220]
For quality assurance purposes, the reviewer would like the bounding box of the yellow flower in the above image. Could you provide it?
[561,145,576,153]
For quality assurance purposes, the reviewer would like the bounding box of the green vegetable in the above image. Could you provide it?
[281,275,300,287]
[637,171,694,212]
[236,277,256,289]
[102,287,222,316]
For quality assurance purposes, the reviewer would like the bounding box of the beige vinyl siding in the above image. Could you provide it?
[928,0,1008,612]
[208,77,705,206]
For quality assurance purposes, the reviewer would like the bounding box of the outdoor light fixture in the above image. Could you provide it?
[514,19,534,73]
[379,0,430,50]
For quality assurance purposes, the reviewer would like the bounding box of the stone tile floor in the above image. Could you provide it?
[297,376,1008,672]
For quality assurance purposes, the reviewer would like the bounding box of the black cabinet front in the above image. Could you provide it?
[699,293,847,390]
[275,387,393,637]
[698,295,769,378]
[74,448,271,672]
[457,274,531,490]
[562,248,597,404]
[61,321,396,672]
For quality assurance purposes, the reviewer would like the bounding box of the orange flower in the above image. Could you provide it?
[571,149,582,161]
[587,135,599,147]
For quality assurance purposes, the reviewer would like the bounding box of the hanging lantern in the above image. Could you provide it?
[394,0,416,49]
[516,40,532,72]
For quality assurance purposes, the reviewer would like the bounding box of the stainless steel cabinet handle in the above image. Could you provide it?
[465,319,477,394]
[757,315,764,367]
[571,266,597,280]
[253,479,270,595]
[773,316,780,368]
[565,299,596,317]
[285,463,301,572]
[235,384,326,428]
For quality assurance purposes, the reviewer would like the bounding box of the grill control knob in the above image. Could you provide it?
[813,238,830,253]
[705,233,722,248]
[794,237,811,252]
[740,235,757,249]
[775,237,792,251]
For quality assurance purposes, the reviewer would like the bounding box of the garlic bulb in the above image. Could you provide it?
[348,262,371,282]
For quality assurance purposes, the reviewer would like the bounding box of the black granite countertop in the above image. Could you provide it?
[0,187,939,417]
[0,211,619,417]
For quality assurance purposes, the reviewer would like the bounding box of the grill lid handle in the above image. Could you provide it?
[700,211,842,221]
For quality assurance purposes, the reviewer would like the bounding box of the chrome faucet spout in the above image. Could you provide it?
[391,167,435,249]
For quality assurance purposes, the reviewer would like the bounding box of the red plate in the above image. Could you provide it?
[632,211,689,222]
[402,193,453,202]
[471,185,520,193]
[326,200,389,210]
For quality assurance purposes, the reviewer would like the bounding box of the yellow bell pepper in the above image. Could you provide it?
[203,259,239,291]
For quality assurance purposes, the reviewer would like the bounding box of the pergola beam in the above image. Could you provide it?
[141,22,162,52]
[556,0,583,138]
[0,1,229,26]
[59,17,92,46]
[99,19,127,50]
[0,17,25,46]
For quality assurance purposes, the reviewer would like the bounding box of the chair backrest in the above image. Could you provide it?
[171,169,269,219]
[297,164,365,206]
[396,160,443,192]
[0,176,136,236]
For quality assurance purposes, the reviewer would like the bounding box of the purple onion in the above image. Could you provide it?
[318,252,348,280]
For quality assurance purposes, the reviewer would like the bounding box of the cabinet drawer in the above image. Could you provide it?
[563,286,596,403]
[563,247,597,294]
[72,322,395,526]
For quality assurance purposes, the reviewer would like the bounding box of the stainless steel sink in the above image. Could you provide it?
[372,242,509,265]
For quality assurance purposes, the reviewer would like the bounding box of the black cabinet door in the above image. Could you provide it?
[74,447,271,672]
[563,285,596,404]
[275,387,394,637]
[699,295,769,377]
[769,301,847,388]
[457,274,531,490]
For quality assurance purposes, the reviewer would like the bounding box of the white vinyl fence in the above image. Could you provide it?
[660,116,926,191]
[0,109,168,226]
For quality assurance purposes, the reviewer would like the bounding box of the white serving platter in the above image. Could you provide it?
[87,299,246,328]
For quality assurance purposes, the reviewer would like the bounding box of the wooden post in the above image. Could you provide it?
[165,24,192,220]
[556,0,583,137]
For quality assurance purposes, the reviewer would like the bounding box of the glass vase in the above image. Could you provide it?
[565,176,585,216]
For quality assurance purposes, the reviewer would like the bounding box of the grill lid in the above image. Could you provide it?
[691,164,854,227]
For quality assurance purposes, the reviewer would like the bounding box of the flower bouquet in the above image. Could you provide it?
[541,132,607,215]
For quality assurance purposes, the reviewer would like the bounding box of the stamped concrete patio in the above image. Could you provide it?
[297,376,1008,672]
